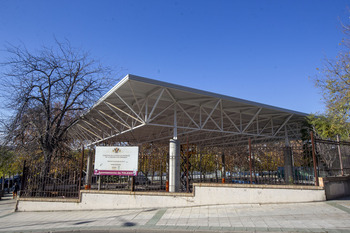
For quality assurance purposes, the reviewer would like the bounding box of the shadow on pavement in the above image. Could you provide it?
[334,195,350,200]
[123,222,136,227]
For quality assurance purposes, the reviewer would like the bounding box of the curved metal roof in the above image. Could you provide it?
[69,74,307,146]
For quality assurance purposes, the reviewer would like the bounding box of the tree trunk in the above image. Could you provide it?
[39,148,53,196]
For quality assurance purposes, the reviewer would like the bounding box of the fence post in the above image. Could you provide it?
[249,138,253,184]
[1,177,4,193]
[186,137,189,192]
[131,176,135,191]
[283,147,293,184]
[85,149,93,189]
[221,152,226,183]
[199,147,202,182]
[336,135,344,176]
[20,160,27,195]
[78,145,84,191]
[310,131,319,186]
[7,172,11,193]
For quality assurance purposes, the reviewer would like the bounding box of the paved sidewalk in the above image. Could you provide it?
[0,194,350,232]
[0,191,16,219]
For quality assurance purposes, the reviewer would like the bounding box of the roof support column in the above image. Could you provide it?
[284,125,293,184]
[169,138,180,192]
[173,104,177,139]
[169,104,180,192]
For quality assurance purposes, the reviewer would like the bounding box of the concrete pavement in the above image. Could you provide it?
[1,193,350,233]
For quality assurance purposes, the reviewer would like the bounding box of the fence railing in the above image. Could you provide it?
[20,156,83,199]
[89,139,318,193]
[314,137,350,177]
[20,133,350,198]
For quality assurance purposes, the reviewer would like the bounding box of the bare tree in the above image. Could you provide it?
[0,40,115,182]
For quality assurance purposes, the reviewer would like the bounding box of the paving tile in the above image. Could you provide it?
[233,226,247,231]
[291,229,311,232]
[307,228,327,233]
[281,227,298,232]
[319,230,340,233]
[267,227,283,232]
[2,198,350,232]
[186,226,199,230]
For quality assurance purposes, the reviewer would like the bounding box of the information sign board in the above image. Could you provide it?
[94,146,139,176]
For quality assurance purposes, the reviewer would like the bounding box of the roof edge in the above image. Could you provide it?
[127,74,308,117]
[80,74,131,117]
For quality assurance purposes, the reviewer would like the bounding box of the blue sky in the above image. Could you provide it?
[0,0,349,114]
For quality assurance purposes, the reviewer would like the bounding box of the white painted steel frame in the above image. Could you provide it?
[69,74,307,146]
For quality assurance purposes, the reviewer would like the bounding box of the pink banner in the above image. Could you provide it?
[94,170,138,176]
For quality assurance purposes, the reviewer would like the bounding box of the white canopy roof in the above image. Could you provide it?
[69,74,307,146]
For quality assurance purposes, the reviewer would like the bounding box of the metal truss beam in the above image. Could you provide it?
[70,75,306,146]
[273,114,293,136]
[114,92,145,123]
[242,108,262,133]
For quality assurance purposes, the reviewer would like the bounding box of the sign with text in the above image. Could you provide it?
[94,146,139,176]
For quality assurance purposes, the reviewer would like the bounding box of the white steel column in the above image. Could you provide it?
[169,104,180,193]
[169,138,180,192]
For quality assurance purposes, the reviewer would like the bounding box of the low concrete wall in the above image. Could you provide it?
[319,175,350,200]
[193,183,325,205]
[16,183,326,212]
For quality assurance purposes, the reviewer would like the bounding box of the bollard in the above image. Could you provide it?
[166,181,169,192]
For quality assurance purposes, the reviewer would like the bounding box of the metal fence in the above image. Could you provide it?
[20,154,84,199]
[90,144,168,192]
[20,133,350,198]
[315,137,350,177]
[89,138,317,193]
